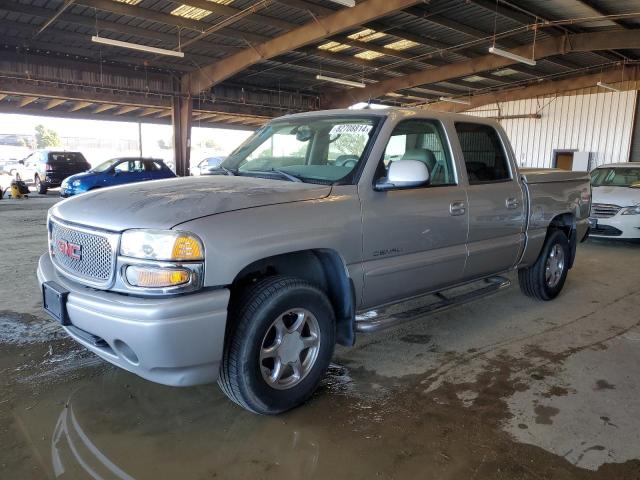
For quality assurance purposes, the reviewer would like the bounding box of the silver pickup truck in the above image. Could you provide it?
[38,108,591,414]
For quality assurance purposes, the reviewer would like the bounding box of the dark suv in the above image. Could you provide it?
[16,150,90,194]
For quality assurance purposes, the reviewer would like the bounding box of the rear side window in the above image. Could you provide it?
[47,152,87,164]
[455,123,511,184]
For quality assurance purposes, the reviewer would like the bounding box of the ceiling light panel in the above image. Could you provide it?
[113,0,142,4]
[348,28,386,42]
[492,68,519,77]
[463,75,486,82]
[170,0,233,20]
[384,39,419,51]
[354,50,384,60]
[318,41,350,52]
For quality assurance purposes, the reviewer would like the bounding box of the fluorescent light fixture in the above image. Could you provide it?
[91,36,185,58]
[316,74,365,88]
[439,97,471,105]
[489,46,536,66]
[327,0,355,6]
[597,81,621,92]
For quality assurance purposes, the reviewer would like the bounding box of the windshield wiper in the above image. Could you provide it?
[272,169,302,183]
[240,169,303,183]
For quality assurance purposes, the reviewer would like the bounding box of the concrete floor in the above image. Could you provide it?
[1,192,640,479]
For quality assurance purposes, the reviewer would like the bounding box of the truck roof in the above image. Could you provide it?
[277,107,499,125]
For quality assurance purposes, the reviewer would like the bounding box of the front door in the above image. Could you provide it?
[454,122,526,280]
[360,119,468,309]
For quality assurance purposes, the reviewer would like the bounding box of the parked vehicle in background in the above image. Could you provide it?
[191,156,225,176]
[60,157,175,197]
[38,108,591,414]
[12,150,90,194]
[589,163,640,239]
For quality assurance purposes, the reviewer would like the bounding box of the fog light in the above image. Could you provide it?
[125,266,190,288]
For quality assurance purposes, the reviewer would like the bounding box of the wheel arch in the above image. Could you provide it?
[231,249,356,347]
[548,212,578,268]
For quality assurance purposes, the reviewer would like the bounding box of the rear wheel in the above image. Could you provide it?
[518,229,570,301]
[34,175,47,194]
[219,276,335,414]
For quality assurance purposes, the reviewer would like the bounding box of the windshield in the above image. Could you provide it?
[591,167,640,188]
[221,116,379,184]
[91,159,117,173]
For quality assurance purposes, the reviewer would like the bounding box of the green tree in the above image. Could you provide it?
[333,133,365,156]
[34,125,60,148]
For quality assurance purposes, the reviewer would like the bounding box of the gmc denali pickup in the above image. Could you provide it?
[38,108,591,414]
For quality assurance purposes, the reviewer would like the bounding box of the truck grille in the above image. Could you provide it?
[49,218,119,287]
[591,203,621,218]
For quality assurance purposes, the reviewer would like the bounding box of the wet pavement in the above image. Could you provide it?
[2,193,640,479]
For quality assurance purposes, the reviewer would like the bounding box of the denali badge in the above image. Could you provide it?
[57,239,82,261]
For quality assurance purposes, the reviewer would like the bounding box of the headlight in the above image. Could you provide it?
[621,205,640,215]
[125,265,191,288]
[120,229,204,261]
[72,180,81,187]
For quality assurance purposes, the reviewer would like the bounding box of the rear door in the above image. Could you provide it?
[360,118,468,309]
[453,122,525,279]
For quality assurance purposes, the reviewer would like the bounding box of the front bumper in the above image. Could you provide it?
[589,215,640,239]
[37,253,230,387]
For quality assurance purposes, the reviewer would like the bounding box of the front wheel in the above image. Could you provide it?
[218,276,336,414]
[35,175,47,194]
[518,229,570,301]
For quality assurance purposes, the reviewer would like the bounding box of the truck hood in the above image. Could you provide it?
[592,186,640,207]
[51,176,332,231]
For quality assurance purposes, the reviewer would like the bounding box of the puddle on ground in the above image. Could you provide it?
[3,346,640,480]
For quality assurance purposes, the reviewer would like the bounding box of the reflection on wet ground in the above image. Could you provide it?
[2,199,640,479]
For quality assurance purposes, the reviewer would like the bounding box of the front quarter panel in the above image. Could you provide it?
[175,185,363,290]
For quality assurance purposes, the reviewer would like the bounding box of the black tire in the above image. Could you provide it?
[518,229,570,301]
[219,275,336,414]
[35,175,47,194]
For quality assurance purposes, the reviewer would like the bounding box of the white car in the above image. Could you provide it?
[589,163,640,239]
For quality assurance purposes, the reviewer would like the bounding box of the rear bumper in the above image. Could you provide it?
[37,253,230,387]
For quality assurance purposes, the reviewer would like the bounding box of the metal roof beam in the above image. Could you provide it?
[325,30,640,107]
[427,65,640,113]
[186,0,423,94]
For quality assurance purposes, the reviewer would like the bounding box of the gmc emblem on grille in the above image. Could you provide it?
[57,239,82,261]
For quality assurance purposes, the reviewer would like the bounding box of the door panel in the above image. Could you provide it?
[453,122,526,279]
[464,182,525,278]
[361,186,468,309]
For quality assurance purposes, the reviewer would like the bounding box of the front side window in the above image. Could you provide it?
[591,167,640,188]
[222,116,378,184]
[455,123,511,184]
[378,119,455,186]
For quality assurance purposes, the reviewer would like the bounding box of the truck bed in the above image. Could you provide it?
[518,168,591,268]
[520,168,590,184]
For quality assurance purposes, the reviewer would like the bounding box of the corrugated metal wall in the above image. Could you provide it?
[466,90,638,168]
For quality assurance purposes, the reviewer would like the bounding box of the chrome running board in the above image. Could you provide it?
[355,276,511,333]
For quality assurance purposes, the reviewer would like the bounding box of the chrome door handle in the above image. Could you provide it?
[450,201,466,216]
[506,197,520,209]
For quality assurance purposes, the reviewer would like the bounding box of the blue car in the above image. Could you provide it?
[60,157,176,197]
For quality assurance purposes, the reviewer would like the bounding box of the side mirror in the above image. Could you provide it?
[375,160,430,191]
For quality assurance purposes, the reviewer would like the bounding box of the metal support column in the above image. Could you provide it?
[172,91,192,177]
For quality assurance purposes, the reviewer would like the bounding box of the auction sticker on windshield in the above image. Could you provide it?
[329,124,373,135]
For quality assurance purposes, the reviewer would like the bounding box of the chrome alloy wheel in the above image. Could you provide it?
[260,308,321,390]
[545,243,565,288]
